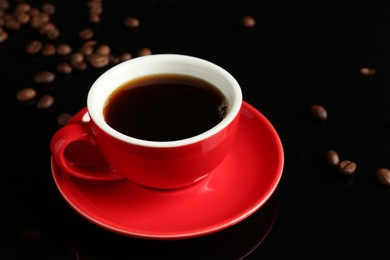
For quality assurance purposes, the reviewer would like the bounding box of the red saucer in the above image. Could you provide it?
[51,101,284,240]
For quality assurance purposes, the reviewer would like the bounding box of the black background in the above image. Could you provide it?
[2,0,390,259]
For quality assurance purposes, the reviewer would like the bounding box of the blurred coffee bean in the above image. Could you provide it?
[16,2,31,13]
[5,17,21,30]
[57,113,73,126]
[119,52,132,62]
[360,67,375,76]
[376,168,390,187]
[338,160,357,175]
[310,105,328,121]
[0,0,9,10]
[241,15,256,28]
[16,12,30,24]
[71,52,84,64]
[16,87,36,102]
[30,13,49,28]
[57,43,72,56]
[41,3,55,15]
[57,62,72,74]
[79,44,94,56]
[124,16,140,28]
[34,71,55,84]
[89,53,109,68]
[137,47,152,56]
[42,43,56,56]
[79,28,94,40]
[37,94,54,109]
[0,28,8,43]
[96,44,110,56]
[71,61,88,71]
[25,40,42,54]
[325,150,339,166]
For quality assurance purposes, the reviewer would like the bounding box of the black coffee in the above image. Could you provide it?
[103,74,229,141]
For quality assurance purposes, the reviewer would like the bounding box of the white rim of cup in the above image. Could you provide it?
[87,54,242,148]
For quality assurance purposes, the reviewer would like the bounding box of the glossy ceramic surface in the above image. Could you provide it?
[51,101,284,239]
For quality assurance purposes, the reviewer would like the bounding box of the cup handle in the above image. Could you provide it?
[50,123,124,181]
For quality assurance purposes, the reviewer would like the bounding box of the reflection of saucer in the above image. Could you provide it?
[51,101,284,240]
[60,189,280,259]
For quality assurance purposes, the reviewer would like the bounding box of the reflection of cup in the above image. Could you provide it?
[50,54,242,189]
[59,190,279,259]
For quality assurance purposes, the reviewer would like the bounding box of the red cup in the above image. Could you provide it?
[50,54,242,189]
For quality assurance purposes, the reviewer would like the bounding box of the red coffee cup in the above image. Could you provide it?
[50,54,242,189]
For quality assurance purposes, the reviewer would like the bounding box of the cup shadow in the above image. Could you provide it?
[58,190,280,260]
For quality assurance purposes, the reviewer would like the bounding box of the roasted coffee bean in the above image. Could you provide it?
[89,13,100,23]
[325,150,339,166]
[79,44,94,56]
[41,3,55,15]
[37,94,54,109]
[30,13,49,28]
[71,61,87,71]
[0,28,8,43]
[137,47,152,56]
[338,160,357,175]
[360,67,375,76]
[46,28,59,40]
[241,15,256,28]
[38,22,56,35]
[57,43,72,56]
[29,7,40,17]
[71,52,84,64]
[0,0,9,10]
[16,87,36,102]
[57,113,72,126]
[89,53,109,68]
[57,62,72,74]
[119,52,132,62]
[375,168,390,187]
[124,16,139,28]
[25,40,42,54]
[5,17,21,30]
[16,2,31,13]
[310,105,328,121]
[96,44,110,56]
[42,43,56,56]
[79,28,94,40]
[16,12,30,24]
[34,71,55,84]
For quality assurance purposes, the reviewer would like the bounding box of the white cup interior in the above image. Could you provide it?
[87,54,242,148]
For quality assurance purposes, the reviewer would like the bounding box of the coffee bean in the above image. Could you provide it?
[338,160,357,175]
[16,2,31,13]
[34,71,55,84]
[325,150,339,166]
[241,15,256,28]
[41,3,55,15]
[0,0,9,10]
[375,168,390,187]
[124,16,140,28]
[360,67,375,76]
[79,44,94,56]
[30,13,49,28]
[25,40,42,54]
[57,43,72,56]
[16,12,30,24]
[57,62,72,74]
[89,13,100,23]
[5,17,21,30]
[89,53,109,68]
[16,87,36,102]
[37,94,54,109]
[137,47,152,56]
[42,43,56,56]
[79,28,94,40]
[310,105,328,121]
[71,61,88,71]
[38,22,55,35]
[95,44,110,56]
[119,52,132,62]
[71,52,84,64]
[0,28,8,43]
[57,113,72,126]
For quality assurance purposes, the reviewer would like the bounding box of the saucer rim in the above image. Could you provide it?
[51,101,284,239]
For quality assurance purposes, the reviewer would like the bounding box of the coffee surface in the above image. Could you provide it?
[103,74,228,141]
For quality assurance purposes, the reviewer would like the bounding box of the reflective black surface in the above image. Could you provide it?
[2,0,390,259]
